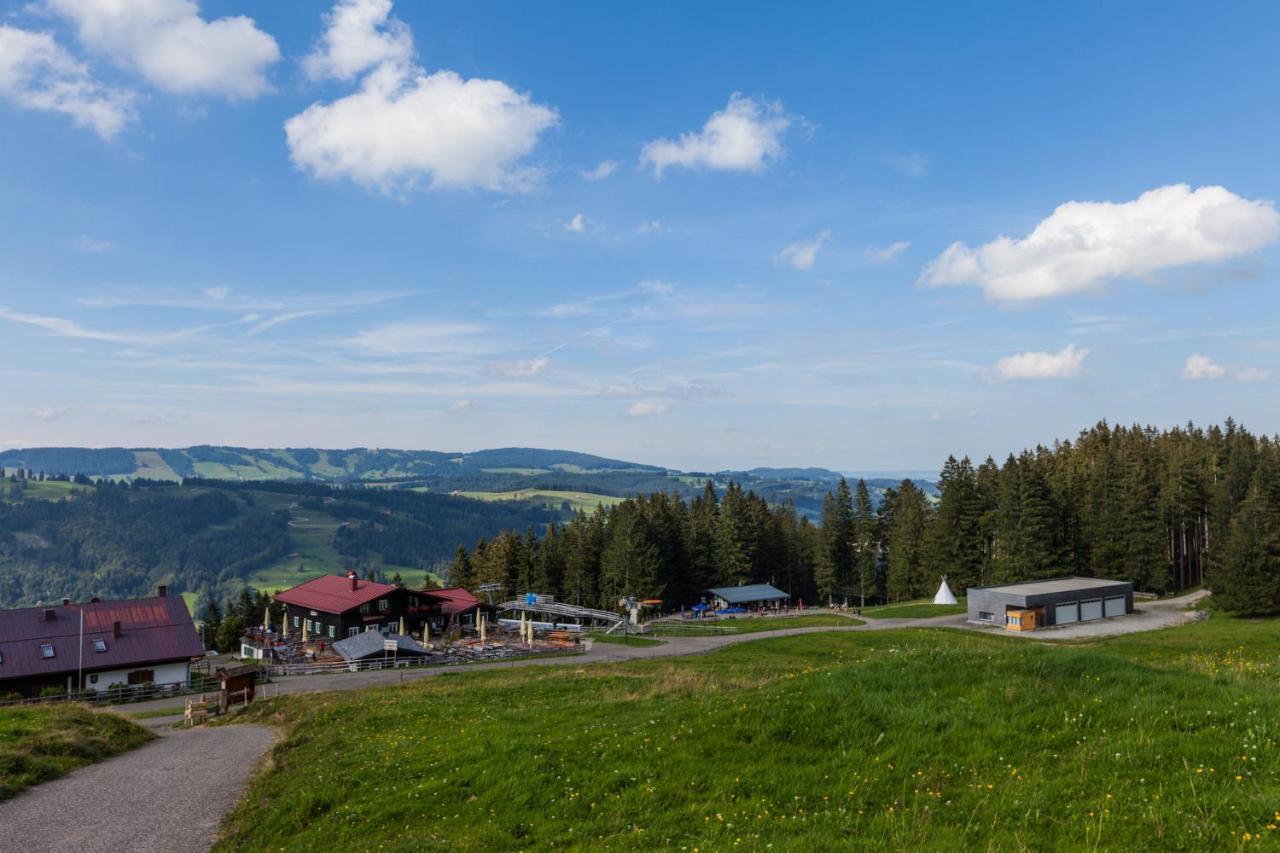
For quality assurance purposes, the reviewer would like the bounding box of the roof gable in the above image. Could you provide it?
[275,575,399,614]
[0,596,203,683]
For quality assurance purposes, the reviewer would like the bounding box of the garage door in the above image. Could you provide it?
[1054,602,1079,625]
[1104,596,1126,618]
[1080,599,1103,621]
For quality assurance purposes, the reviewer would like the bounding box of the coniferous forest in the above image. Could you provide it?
[448,420,1280,616]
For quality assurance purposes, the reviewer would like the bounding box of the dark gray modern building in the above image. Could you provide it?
[966,577,1134,630]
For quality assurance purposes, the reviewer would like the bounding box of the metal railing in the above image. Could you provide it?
[267,645,584,677]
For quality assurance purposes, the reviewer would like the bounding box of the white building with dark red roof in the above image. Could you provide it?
[0,586,204,698]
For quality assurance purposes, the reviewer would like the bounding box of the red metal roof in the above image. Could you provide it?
[423,587,481,616]
[0,595,204,684]
[274,574,399,614]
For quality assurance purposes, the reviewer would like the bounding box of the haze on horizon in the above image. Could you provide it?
[2,0,1278,473]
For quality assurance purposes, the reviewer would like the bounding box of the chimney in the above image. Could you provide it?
[43,608,56,622]
[157,584,167,598]
[350,573,358,592]
[62,597,71,606]
[113,620,122,638]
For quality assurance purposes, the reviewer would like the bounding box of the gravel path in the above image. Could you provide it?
[0,724,276,853]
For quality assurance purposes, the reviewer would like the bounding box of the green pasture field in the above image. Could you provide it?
[861,599,968,619]
[0,479,81,502]
[241,490,431,593]
[216,612,1280,851]
[452,489,625,513]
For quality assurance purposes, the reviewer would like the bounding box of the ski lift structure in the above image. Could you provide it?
[497,592,626,634]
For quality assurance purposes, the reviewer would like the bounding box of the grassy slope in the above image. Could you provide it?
[217,613,1280,850]
[651,614,863,635]
[0,479,81,502]
[0,705,152,800]
[453,489,625,513]
[862,599,968,619]
[242,490,431,593]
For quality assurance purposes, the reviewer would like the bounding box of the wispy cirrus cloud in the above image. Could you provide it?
[0,305,208,346]
[777,230,829,271]
[342,321,494,356]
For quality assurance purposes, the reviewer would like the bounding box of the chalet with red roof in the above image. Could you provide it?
[274,572,487,641]
[0,586,204,698]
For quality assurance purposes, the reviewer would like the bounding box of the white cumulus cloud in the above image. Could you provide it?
[302,0,412,82]
[641,93,789,177]
[1182,354,1227,381]
[286,1,557,194]
[920,184,1280,302]
[1182,355,1270,383]
[46,0,280,99]
[0,25,136,138]
[565,213,586,233]
[990,344,1088,381]
[777,230,829,271]
[627,401,670,417]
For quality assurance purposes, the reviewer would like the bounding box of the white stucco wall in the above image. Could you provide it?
[83,660,191,692]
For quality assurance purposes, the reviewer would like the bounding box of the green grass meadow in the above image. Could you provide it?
[862,599,968,619]
[452,488,625,513]
[650,613,863,636]
[242,490,434,593]
[215,612,1280,850]
[0,704,152,801]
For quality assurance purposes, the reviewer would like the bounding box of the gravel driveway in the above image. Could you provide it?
[0,724,276,853]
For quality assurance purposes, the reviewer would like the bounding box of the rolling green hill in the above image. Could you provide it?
[0,446,935,523]
[0,479,561,608]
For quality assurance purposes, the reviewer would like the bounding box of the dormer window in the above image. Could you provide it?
[93,639,107,653]
[40,643,55,658]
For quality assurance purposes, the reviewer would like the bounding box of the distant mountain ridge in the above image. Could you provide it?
[0,446,665,482]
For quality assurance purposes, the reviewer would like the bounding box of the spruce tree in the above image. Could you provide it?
[1215,478,1280,615]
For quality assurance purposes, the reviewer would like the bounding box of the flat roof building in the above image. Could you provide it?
[967,576,1133,631]
[706,584,789,609]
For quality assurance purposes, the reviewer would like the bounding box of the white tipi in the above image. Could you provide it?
[933,576,958,606]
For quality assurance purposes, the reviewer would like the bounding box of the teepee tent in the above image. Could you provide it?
[933,577,958,606]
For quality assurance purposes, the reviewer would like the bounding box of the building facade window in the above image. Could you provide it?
[328,625,335,638]
[293,615,300,628]
[378,599,389,612]
[40,643,55,658]
[978,611,996,622]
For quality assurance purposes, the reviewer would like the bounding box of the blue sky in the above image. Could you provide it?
[2,0,1279,472]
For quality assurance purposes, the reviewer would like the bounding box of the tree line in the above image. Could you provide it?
[445,420,1280,615]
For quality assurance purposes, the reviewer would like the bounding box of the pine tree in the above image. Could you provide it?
[1215,477,1280,615]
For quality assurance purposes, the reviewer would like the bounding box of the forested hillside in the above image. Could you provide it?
[448,420,1280,615]
[0,479,557,608]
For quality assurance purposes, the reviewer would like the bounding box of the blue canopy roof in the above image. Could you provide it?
[707,584,789,604]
